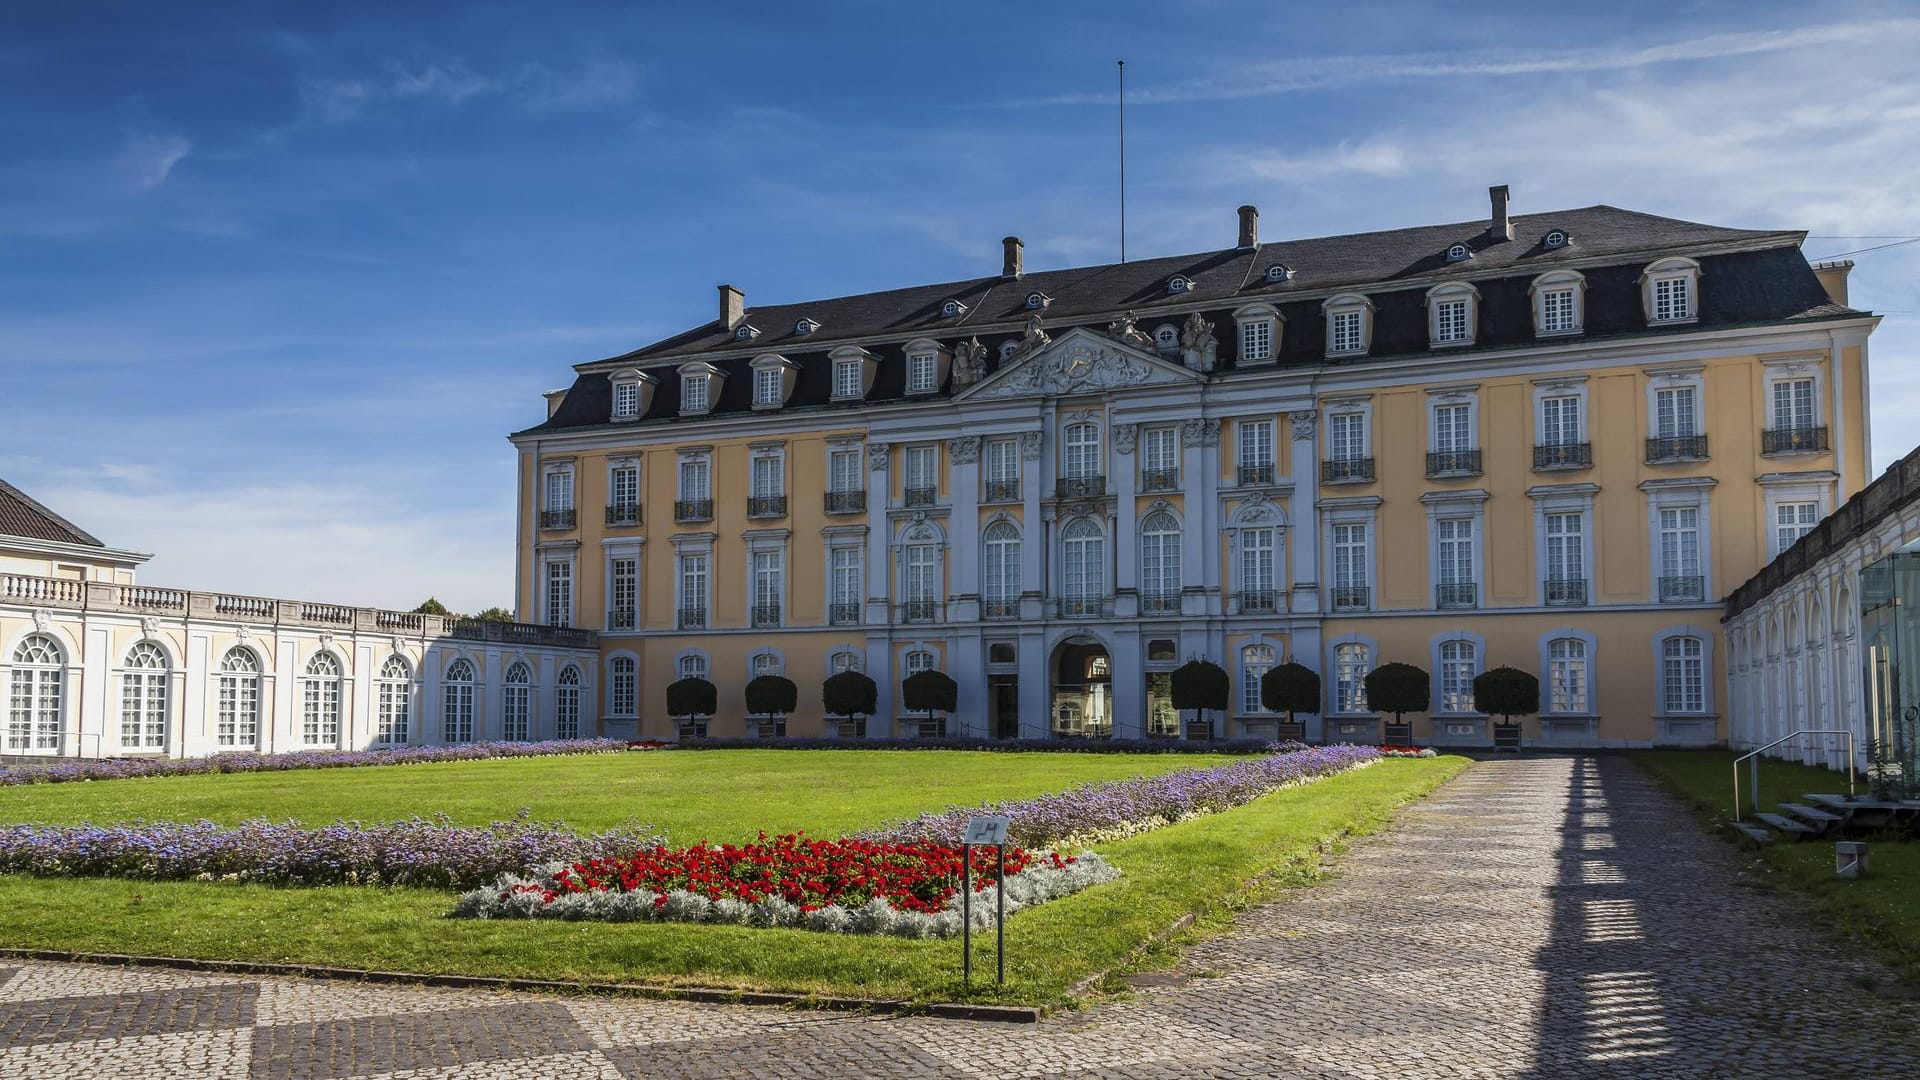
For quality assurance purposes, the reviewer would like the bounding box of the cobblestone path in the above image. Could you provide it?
[4,756,1916,1078]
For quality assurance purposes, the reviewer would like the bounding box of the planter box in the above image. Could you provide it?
[676,720,709,740]
[1493,723,1523,751]
[1185,720,1215,741]
[1276,721,1306,743]
[1383,722,1414,747]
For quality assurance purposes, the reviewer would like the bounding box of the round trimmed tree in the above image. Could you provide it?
[1171,659,1230,737]
[1474,666,1540,726]
[744,674,797,730]
[823,670,878,725]
[1363,662,1429,727]
[902,670,957,717]
[1261,661,1321,728]
[666,677,716,723]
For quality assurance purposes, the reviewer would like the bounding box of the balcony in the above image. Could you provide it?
[539,509,576,530]
[825,490,865,515]
[674,499,713,524]
[747,495,788,519]
[750,603,782,628]
[1237,463,1275,487]
[604,503,642,527]
[1141,468,1178,493]
[1762,426,1829,455]
[1321,457,1375,484]
[1533,441,1592,470]
[606,610,635,631]
[901,599,939,624]
[1659,575,1706,603]
[829,602,862,626]
[1139,590,1181,615]
[1436,582,1477,609]
[985,479,1021,502]
[1059,594,1110,617]
[1645,434,1709,462]
[904,486,937,508]
[1425,449,1483,477]
[1543,577,1588,606]
[1236,589,1278,615]
[1059,474,1106,498]
[1332,585,1370,611]
[677,606,707,630]
[982,599,1020,620]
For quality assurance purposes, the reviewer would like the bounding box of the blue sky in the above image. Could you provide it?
[4,1,1918,612]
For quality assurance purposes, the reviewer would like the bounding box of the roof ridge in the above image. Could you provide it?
[0,476,105,547]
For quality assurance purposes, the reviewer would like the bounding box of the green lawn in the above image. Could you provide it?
[1635,750,1920,986]
[0,753,1467,1006]
[0,749,1236,840]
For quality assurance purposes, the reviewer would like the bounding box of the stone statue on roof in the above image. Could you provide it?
[1107,310,1155,351]
[953,336,988,388]
[1180,311,1218,373]
[1009,314,1051,361]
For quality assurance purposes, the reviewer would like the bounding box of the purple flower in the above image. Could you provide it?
[0,739,636,788]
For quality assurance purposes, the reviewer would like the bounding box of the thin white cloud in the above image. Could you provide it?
[298,56,639,123]
[113,132,191,190]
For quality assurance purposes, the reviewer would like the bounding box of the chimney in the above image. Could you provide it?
[543,388,568,419]
[1812,259,1853,307]
[1237,205,1259,248]
[1488,185,1512,242]
[1002,236,1024,279]
[718,283,745,330]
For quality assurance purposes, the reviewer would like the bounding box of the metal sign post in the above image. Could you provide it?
[962,815,1011,989]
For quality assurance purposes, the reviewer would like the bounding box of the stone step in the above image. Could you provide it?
[1779,802,1844,825]
[1729,821,1774,844]
[1754,811,1816,836]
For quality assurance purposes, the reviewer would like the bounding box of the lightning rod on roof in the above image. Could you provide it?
[1118,59,1127,264]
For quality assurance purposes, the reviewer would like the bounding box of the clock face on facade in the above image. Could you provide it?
[1066,353,1093,377]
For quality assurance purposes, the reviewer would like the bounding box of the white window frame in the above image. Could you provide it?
[1653,627,1715,715]
[1138,510,1182,602]
[1649,376,1704,439]
[1428,390,1478,457]
[1763,359,1827,443]
[833,357,863,400]
[7,634,66,753]
[1539,629,1599,716]
[117,640,171,751]
[1431,634,1484,716]
[674,544,713,622]
[677,452,711,502]
[1425,283,1478,348]
[1529,271,1586,337]
[982,519,1022,609]
[749,543,786,626]
[1640,257,1701,325]
[442,658,476,743]
[904,444,938,497]
[1236,418,1275,474]
[1060,516,1106,607]
[1645,481,1713,604]
[608,654,639,718]
[749,355,794,411]
[1766,489,1826,558]
[1142,427,1178,483]
[1233,303,1280,365]
[1325,406,1371,463]
[828,445,863,494]
[543,557,574,628]
[1532,378,1589,449]
[1063,422,1102,480]
[502,662,533,741]
[828,542,865,617]
[750,447,786,499]
[1240,642,1277,715]
[217,647,263,749]
[987,437,1021,499]
[609,369,652,422]
[1329,636,1376,716]
[907,351,939,394]
[1323,500,1378,613]
[555,664,582,739]
[608,461,640,511]
[677,361,721,415]
[1322,293,1373,357]
[606,552,639,630]
[374,654,410,745]
[1238,525,1277,600]
[543,466,574,513]
[301,651,342,748]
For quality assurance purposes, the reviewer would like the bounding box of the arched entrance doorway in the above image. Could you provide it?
[1052,636,1112,738]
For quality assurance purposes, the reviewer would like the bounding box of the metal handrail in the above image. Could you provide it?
[1731,729,1856,822]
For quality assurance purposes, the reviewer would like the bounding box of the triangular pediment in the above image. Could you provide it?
[958,327,1203,402]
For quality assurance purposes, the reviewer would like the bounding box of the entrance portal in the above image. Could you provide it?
[1051,637,1112,738]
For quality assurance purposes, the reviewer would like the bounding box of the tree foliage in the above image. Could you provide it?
[823,671,878,718]
[1170,659,1230,714]
[666,677,717,720]
[744,675,798,719]
[1473,666,1540,723]
[412,597,453,616]
[901,670,958,715]
[1364,662,1430,721]
[1261,662,1321,720]
[471,607,515,623]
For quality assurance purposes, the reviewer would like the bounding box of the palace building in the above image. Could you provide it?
[512,187,1877,748]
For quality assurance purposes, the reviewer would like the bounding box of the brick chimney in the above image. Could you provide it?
[1237,205,1259,248]
[1488,185,1512,242]
[1002,236,1024,279]
[718,283,745,330]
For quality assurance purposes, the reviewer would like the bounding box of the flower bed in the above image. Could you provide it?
[677,736,1280,754]
[1375,745,1438,758]
[454,832,1118,937]
[0,815,657,889]
[867,743,1382,849]
[0,739,632,787]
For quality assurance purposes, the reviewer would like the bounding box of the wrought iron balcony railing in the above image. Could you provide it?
[1059,594,1110,617]
[1140,468,1179,493]
[829,602,862,626]
[1645,434,1709,462]
[904,486,937,507]
[1762,426,1829,454]
[1332,585,1370,611]
[677,606,707,629]
[1659,575,1706,603]
[1436,582,1477,609]
[750,603,782,628]
[1236,588,1278,614]
[1059,475,1106,497]
[605,610,635,631]
[1543,577,1588,606]
[604,503,642,527]
[674,499,712,523]
[1139,590,1181,615]
[1425,449,1482,477]
[900,599,939,623]
[1321,457,1375,483]
[985,479,1021,502]
[982,599,1020,620]
[824,490,865,515]
[1533,441,1592,470]
[540,509,576,529]
[1237,463,1275,487]
[746,495,788,519]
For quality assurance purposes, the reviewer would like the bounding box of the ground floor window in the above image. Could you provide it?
[1146,672,1179,737]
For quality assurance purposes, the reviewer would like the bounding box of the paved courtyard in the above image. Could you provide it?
[3,755,1916,1078]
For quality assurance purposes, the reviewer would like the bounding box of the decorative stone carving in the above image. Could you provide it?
[32,609,49,633]
[1059,498,1105,520]
[1020,431,1044,459]
[1112,423,1139,455]
[953,337,988,389]
[1290,409,1318,440]
[1008,314,1052,361]
[947,435,981,464]
[317,631,335,653]
[1180,312,1218,373]
[866,442,890,471]
[139,616,159,638]
[974,338,1153,400]
[235,625,252,644]
[1106,310,1155,351]
[390,635,405,655]
[1180,417,1221,448]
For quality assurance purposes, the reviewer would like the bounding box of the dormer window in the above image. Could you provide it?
[1445,243,1472,263]
[1426,283,1479,348]
[904,338,949,396]
[1166,275,1193,295]
[828,345,878,402]
[1232,303,1281,365]
[1322,294,1374,358]
[608,368,655,422]
[794,318,821,336]
[734,324,760,342]
[999,339,1020,362]
[1642,257,1701,325]
[1025,291,1051,311]
[749,353,796,410]
[681,373,710,413]
[940,299,968,318]
[1264,264,1292,284]
[1530,270,1587,337]
[1543,229,1570,249]
[1154,324,1179,353]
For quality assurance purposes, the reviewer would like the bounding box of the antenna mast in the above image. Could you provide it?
[1117,59,1127,263]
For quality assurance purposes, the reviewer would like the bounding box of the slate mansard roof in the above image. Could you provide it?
[518,205,1858,436]
[0,477,104,547]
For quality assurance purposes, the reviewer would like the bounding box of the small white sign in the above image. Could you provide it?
[964,815,1011,845]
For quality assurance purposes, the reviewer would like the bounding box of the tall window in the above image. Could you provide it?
[1139,512,1182,604]
[905,445,936,492]
[1329,309,1364,354]
[1436,519,1474,599]
[218,647,262,748]
[1548,639,1589,713]
[1064,423,1101,479]
[1333,523,1368,594]
[988,438,1019,495]
[1062,518,1105,606]
[1334,643,1370,713]
[1439,640,1477,713]
[1655,386,1699,437]
[1241,645,1275,713]
[1651,275,1691,322]
[1660,507,1701,587]
[6,635,63,752]
[1433,298,1470,343]
[613,380,640,418]
[609,556,637,629]
[544,470,573,512]
[376,655,410,745]
[610,656,637,716]
[1541,395,1581,446]
[1433,403,1472,453]
[1237,420,1274,479]
[679,458,710,501]
[833,358,862,399]
[829,448,861,493]
[754,366,783,406]
[1772,378,1815,432]
[681,373,709,412]
[443,658,475,743]
[983,521,1021,612]
[1240,318,1273,361]
[555,665,582,739]
[1546,512,1585,584]
[1328,412,1367,461]
[753,549,784,620]
[302,652,341,747]
[831,547,862,618]
[502,662,531,741]
[905,544,939,604]
[610,465,639,509]
[679,554,709,617]
[1776,502,1819,554]
[1662,637,1705,712]
[1240,528,1276,601]
[1539,288,1577,333]
[118,641,169,750]
[751,453,783,499]
[545,560,572,628]
[1143,427,1178,480]
[908,352,938,393]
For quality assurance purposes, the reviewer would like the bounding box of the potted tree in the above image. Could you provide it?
[901,670,958,739]
[666,676,716,740]
[744,674,797,739]
[1261,661,1320,743]
[822,670,878,739]
[1171,659,1229,741]
[1474,666,1539,752]
[1364,662,1428,747]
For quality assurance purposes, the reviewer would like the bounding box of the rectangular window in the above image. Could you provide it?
[1660,507,1701,577]
[1334,645,1370,713]
[908,353,938,393]
[905,544,938,602]
[1143,428,1177,474]
[751,454,783,498]
[1333,523,1368,588]
[1545,512,1585,581]
[831,548,862,607]
[1240,319,1273,361]
[1432,403,1472,453]
[1240,528,1275,592]
[1439,644,1476,713]
[682,375,708,412]
[1540,289,1577,333]
[753,550,783,611]
[1663,638,1705,713]
[1434,299,1469,343]
[609,557,636,628]
[679,459,709,501]
[610,466,638,508]
[545,561,572,627]
[1541,395,1581,445]
[1064,425,1101,479]
[1776,501,1819,554]
[1655,386,1698,438]
[754,366,783,406]
[833,359,862,399]
[1330,310,1364,353]
[679,554,708,612]
[1549,640,1589,713]
[1237,419,1274,469]
[829,449,861,493]
[544,471,573,512]
[1653,276,1691,321]
[376,677,407,744]
[1772,378,1815,431]
[1328,412,1368,460]
[1241,647,1275,713]
[613,381,640,418]
[1436,519,1474,586]
[906,445,936,490]
[987,439,1019,484]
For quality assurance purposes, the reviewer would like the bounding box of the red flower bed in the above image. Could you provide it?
[518,832,1074,914]
[1374,745,1428,757]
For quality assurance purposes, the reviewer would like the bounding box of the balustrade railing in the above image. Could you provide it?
[1321,457,1375,483]
[2,574,85,607]
[605,503,643,526]
[1140,468,1178,493]
[825,490,865,514]
[1058,475,1106,497]
[1236,589,1277,614]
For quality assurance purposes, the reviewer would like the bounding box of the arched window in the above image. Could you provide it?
[1139,511,1182,611]
[1241,644,1275,714]
[830,650,862,674]
[118,641,170,751]
[376,655,411,745]
[983,520,1021,616]
[1062,517,1106,614]
[1334,643,1370,713]
[8,634,65,753]
[675,653,705,681]
[218,647,262,748]
[611,656,639,717]
[1547,638,1589,714]
[1154,324,1180,353]
[443,658,476,743]
[1662,636,1706,713]
[502,662,532,741]
[303,652,342,747]
[750,652,782,678]
[999,339,1019,363]
[554,665,583,740]
[905,649,936,676]
[1064,423,1101,480]
[1438,640,1478,714]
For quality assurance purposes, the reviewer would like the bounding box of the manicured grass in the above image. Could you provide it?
[1635,750,1920,986]
[0,756,1466,1006]
[0,749,1235,840]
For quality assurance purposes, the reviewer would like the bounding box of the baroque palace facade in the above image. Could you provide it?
[512,188,1877,747]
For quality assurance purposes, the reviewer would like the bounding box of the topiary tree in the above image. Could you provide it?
[1364,662,1430,729]
[744,675,797,735]
[823,670,878,734]
[1171,659,1230,738]
[666,677,716,728]
[1474,666,1539,725]
[1261,661,1321,734]
[901,670,958,736]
